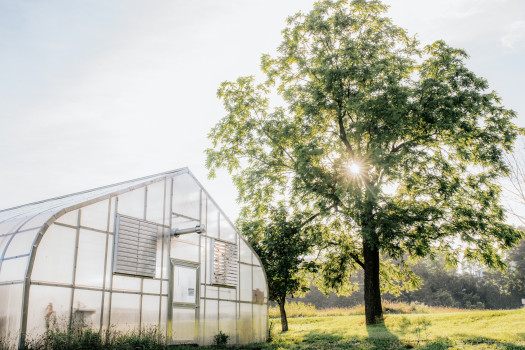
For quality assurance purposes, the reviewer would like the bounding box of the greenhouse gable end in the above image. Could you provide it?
[0,168,268,348]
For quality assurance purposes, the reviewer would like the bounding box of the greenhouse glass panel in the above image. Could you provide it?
[81,200,109,232]
[143,278,161,294]
[252,266,267,303]
[72,289,102,330]
[141,295,160,328]
[204,299,218,343]
[206,202,219,238]
[172,307,196,343]
[171,240,199,263]
[219,215,236,243]
[146,180,166,225]
[26,285,71,336]
[31,224,76,284]
[218,301,236,339]
[110,293,140,330]
[112,275,141,292]
[55,210,78,226]
[0,283,23,341]
[3,229,39,258]
[239,264,252,302]
[172,174,200,221]
[118,188,146,219]
[0,256,28,282]
[75,229,106,288]
[239,303,253,344]
[239,240,252,264]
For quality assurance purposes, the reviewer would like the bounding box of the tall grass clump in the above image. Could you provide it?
[23,327,166,350]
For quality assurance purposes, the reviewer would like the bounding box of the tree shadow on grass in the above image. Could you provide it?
[302,330,344,344]
[452,334,525,350]
[365,322,405,349]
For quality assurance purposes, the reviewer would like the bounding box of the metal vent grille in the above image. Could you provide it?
[212,240,238,287]
[114,215,158,278]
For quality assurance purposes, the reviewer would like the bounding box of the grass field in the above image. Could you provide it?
[260,305,525,350]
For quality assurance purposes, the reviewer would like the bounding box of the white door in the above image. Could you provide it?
[170,260,200,344]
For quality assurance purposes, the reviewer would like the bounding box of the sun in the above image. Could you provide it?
[348,162,361,175]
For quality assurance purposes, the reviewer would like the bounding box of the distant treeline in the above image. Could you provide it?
[287,241,525,310]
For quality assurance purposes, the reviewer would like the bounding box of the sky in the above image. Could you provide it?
[1,0,524,223]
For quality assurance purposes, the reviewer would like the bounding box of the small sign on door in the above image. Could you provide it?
[188,288,195,297]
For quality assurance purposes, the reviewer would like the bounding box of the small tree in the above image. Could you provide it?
[238,206,322,331]
[207,0,523,324]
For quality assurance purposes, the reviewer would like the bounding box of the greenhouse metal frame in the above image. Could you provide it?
[0,169,268,348]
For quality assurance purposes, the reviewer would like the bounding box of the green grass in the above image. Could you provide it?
[263,308,525,349]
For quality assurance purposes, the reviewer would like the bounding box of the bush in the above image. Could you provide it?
[213,330,229,347]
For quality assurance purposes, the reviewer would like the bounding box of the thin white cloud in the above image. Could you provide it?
[501,20,525,49]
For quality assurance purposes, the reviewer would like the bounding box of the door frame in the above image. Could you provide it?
[168,259,200,344]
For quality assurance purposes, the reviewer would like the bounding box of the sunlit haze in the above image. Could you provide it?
[1,0,524,224]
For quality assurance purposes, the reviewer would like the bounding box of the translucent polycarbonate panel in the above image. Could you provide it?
[112,275,141,292]
[160,235,170,280]
[239,303,253,344]
[0,256,28,282]
[55,210,78,226]
[171,216,200,244]
[117,188,146,219]
[200,241,207,283]
[204,299,218,343]
[0,234,12,257]
[32,224,76,284]
[110,292,140,330]
[219,215,236,243]
[141,295,160,328]
[160,296,168,331]
[75,229,106,288]
[26,285,71,335]
[172,307,196,342]
[3,229,39,258]
[143,278,161,294]
[253,304,266,342]
[172,265,197,304]
[81,199,109,231]
[205,285,218,299]
[104,234,114,287]
[172,174,200,221]
[239,239,252,264]
[206,202,219,238]
[0,283,23,341]
[218,301,236,339]
[146,181,166,225]
[19,211,53,231]
[171,240,199,263]
[239,264,252,302]
[72,289,102,330]
[219,287,236,301]
[252,266,267,303]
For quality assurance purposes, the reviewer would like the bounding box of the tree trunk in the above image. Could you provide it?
[278,297,289,332]
[363,240,383,325]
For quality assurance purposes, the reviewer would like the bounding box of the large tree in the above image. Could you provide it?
[206,0,523,324]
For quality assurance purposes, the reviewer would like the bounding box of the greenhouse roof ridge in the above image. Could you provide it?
[0,167,188,216]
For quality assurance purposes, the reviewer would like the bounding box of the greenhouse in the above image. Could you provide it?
[0,169,268,348]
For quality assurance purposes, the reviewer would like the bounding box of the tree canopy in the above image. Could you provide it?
[206,0,523,324]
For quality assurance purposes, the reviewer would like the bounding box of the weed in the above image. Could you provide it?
[213,330,229,348]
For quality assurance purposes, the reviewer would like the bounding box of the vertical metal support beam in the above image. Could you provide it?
[106,197,119,336]
[157,179,167,332]
[166,178,174,342]
[68,210,82,329]
[100,198,112,330]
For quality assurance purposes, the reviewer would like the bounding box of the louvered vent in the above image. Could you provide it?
[114,215,158,278]
[212,239,238,287]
